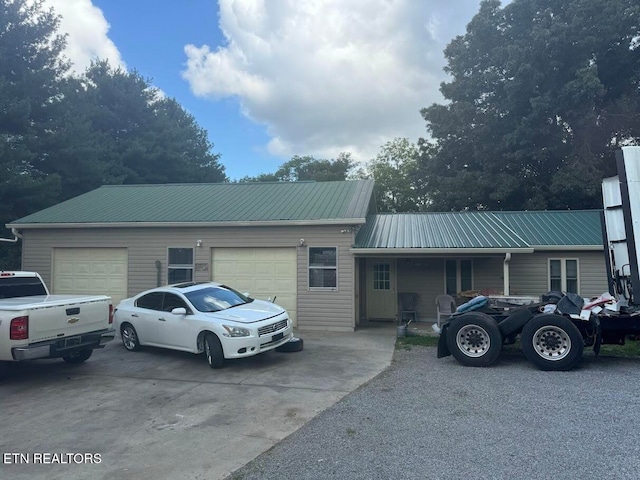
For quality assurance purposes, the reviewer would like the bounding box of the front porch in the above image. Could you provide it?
[354,255,515,326]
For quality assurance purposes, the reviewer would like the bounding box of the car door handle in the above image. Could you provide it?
[158,318,166,322]
[131,314,139,318]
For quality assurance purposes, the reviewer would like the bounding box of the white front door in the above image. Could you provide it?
[366,259,397,320]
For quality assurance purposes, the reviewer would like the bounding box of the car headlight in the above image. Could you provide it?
[222,325,251,337]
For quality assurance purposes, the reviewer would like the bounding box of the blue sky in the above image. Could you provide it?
[44,0,493,180]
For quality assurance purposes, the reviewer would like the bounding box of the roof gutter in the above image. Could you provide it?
[0,228,23,243]
[7,218,368,229]
[350,247,535,255]
[531,245,603,251]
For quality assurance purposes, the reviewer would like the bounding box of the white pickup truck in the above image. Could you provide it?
[0,271,115,379]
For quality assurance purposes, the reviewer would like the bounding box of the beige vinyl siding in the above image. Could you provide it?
[395,256,504,320]
[20,224,355,331]
[509,251,607,298]
[472,257,505,295]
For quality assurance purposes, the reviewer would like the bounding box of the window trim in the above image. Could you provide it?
[167,247,195,284]
[548,258,580,293]
[308,246,338,291]
[444,259,474,295]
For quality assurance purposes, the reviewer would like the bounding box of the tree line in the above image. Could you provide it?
[2,0,639,268]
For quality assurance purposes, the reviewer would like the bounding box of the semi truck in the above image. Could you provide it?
[438,146,640,371]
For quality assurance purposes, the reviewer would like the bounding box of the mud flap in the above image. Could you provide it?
[437,323,451,358]
[591,314,602,357]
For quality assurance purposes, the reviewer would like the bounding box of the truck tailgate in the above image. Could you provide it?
[23,296,111,342]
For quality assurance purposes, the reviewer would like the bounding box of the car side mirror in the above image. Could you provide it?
[243,292,251,298]
[171,307,187,315]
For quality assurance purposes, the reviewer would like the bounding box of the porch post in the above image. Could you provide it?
[503,253,511,295]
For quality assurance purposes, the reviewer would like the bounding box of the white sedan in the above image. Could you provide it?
[113,282,293,368]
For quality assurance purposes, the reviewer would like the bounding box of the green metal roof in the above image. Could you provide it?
[491,211,603,247]
[354,211,603,250]
[9,180,375,227]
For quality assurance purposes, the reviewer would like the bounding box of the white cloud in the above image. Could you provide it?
[43,0,125,73]
[182,0,486,162]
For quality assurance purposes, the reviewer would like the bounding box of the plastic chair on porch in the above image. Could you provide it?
[435,294,457,329]
[398,292,418,325]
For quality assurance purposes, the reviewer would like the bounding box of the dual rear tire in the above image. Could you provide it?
[520,314,584,371]
[446,312,584,371]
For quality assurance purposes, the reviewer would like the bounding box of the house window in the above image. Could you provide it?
[168,247,194,283]
[445,259,473,295]
[309,247,337,289]
[373,263,390,290]
[549,259,578,293]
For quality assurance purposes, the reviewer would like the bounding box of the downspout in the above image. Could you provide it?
[0,228,22,243]
[503,253,511,296]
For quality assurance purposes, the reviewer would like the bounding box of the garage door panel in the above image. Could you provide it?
[254,279,275,291]
[273,279,295,290]
[91,263,109,275]
[53,248,128,305]
[215,262,236,276]
[255,264,274,275]
[212,247,297,326]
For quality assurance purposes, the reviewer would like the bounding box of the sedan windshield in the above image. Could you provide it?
[184,286,252,312]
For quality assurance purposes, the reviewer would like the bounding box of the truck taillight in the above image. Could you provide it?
[109,304,114,324]
[10,316,29,340]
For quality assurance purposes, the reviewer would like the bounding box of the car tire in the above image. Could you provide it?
[62,349,93,364]
[276,337,304,353]
[0,361,9,381]
[446,312,503,367]
[498,308,533,337]
[121,323,141,351]
[521,314,584,371]
[204,333,224,369]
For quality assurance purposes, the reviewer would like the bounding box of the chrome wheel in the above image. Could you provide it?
[122,325,140,351]
[531,325,571,361]
[456,324,491,358]
[204,338,212,364]
[521,314,584,371]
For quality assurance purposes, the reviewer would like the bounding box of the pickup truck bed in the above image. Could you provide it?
[0,272,114,379]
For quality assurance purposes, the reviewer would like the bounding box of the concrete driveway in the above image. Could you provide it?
[0,325,396,480]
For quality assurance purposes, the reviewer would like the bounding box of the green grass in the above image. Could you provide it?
[598,339,640,358]
[396,334,439,349]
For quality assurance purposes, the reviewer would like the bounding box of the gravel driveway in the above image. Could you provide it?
[228,346,640,480]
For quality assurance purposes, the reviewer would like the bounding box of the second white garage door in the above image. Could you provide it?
[52,248,128,305]
[211,248,297,326]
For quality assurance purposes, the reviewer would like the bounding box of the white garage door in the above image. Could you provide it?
[211,248,297,326]
[52,248,128,305]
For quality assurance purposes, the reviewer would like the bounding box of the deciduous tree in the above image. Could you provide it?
[356,138,422,212]
[239,154,354,183]
[419,0,640,211]
[0,0,67,267]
